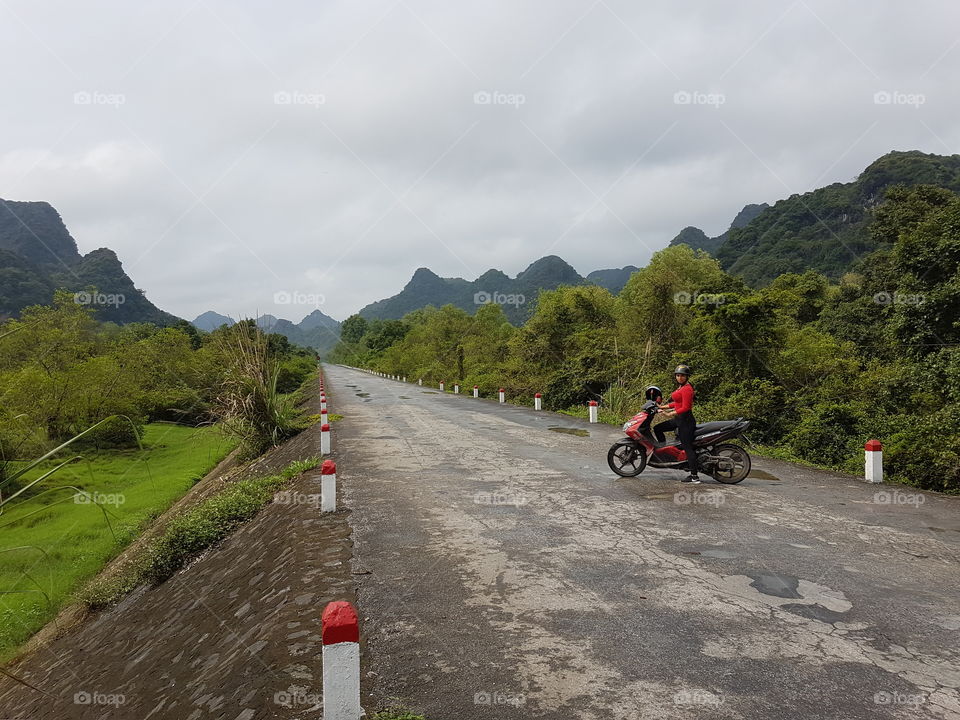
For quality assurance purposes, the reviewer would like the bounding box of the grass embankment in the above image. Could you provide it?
[0,423,236,661]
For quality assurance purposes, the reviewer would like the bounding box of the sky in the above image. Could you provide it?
[1,1,958,323]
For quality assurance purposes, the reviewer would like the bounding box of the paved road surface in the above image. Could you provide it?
[332,365,960,719]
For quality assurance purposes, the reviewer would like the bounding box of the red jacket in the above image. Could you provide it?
[668,383,695,415]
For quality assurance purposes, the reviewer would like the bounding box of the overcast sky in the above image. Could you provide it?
[1,1,958,322]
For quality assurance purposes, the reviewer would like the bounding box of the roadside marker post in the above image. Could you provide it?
[418,378,423,386]
[440,381,445,392]
[473,385,479,398]
[321,459,337,513]
[865,439,883,483]
[403,376,407,383]
[535,393,542,410]
[321,601,361,720]
[589,401,598,423]
[320,394,327,412]
[454,384,460,394]
[499,388,505,404]
[321,423,331,455]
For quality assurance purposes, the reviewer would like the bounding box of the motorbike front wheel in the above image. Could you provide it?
[607,441,647,477]
[711,443,751,484]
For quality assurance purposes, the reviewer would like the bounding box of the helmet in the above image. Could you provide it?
[644,385,662,402]
[673,364,691,377]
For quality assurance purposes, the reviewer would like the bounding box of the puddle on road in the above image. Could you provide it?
[548,427,589,437]
[700,549,738,559]
[356,392,370,398]
[781,603,849,624]
[748,469,780,481]
[422,391,439,394]
[747,571,802,599]
[398,396,410,399]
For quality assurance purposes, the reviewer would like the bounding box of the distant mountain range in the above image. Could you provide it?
[357,256,639,324]
[190,309,342,355]
[671,150,960,285]
[0,199,177,324]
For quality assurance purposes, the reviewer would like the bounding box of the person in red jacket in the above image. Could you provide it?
[654,364,701,483]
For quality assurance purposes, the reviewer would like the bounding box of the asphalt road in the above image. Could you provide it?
[330,365,960,720]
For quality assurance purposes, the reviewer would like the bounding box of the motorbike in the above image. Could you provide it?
[607,400,752,483]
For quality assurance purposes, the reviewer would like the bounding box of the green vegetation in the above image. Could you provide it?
[371,709,427,720]
[84,458,320,609]
[331,185,960,493]
[0,423,235,660]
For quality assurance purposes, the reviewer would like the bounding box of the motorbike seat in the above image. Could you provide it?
[694,421,732,436]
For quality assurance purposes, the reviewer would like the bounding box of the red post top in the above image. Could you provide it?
[320,408,328,415]
[865,439,883,451]
[322,601,359,645]
[474,385,479,389]
[535,393,542,398]
[321,459,337,475]
[499,388,505,393]
[589,401,598,406]
[321,423,330,432]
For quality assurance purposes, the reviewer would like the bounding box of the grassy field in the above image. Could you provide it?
[0,423,236,660]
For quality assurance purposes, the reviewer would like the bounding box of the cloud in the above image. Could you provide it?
[1,0,958,322]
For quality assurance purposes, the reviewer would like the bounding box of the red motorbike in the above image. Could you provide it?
[607,400,752,483]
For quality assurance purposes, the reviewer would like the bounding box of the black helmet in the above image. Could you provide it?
[674,364,691,376]
[644,385,662,402]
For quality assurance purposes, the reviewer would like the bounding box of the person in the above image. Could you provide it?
[655,365,701,484]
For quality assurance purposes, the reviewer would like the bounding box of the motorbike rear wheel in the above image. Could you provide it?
[607,441,647,477]
[711,443,751,484]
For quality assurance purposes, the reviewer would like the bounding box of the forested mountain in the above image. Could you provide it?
[670,151,960,285]
[669,203,769,256]
[190,309,342,355]
[0,199,178,324]
[358,256,640,324]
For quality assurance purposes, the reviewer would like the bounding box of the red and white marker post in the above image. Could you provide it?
[321,423,331,455]
[439,381,445,392]
[473,385,479,398]
[865,439,883,483]
[322,601,361,720]
[588,400,598,423]
[320,393,327,412]
[321,459,337,513]
[534,393,542,411]
[418,378,423,386]
[498,388,505,404]
[454,384,460,394]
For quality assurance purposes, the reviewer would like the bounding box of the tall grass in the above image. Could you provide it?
[212,322,304,458]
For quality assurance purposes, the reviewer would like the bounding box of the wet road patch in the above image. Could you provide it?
[548,427,589,437]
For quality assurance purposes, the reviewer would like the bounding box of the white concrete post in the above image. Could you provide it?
[454,384,460,394]
[589,401,598,423]
[320,394,327,412]
[498,388,505,404]
[439,381,445,392]
[321,459,337,513]
[403,376,407,383]
[473,385,479,398]
[322,601,361,720]
[535,393,542,411]
[321,423,331,455]
[865,439,883,483]
[418,378,423,386]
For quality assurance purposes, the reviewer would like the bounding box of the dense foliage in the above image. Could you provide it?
[331,186,960,493]
[0,295,318,482]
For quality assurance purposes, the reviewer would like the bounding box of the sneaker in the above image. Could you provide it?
[681,474,701,484]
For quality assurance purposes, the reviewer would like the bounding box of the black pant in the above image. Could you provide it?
[654,412,699,475]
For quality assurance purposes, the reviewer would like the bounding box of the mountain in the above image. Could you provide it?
[0,198,178,324]
[191,310,235,331]
[585,265,639,294]
[190,309,342,356]
[669,203,769,257]
[668,151,960,286]
[358,256,627,324]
